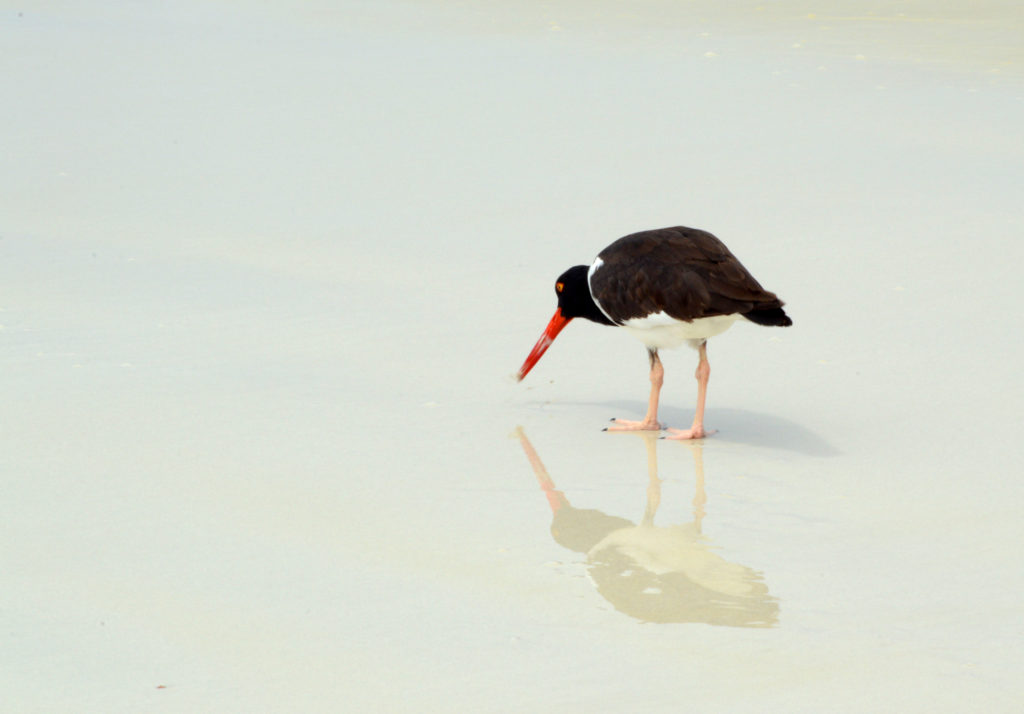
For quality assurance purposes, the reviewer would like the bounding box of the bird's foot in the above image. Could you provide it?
[663,426,716,440]
[604,418,665,432]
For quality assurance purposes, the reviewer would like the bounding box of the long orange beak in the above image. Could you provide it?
[517,308,572,381]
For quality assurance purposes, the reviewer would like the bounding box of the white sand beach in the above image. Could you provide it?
[3,2,1023,711]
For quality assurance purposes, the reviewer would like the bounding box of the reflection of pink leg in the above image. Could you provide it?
[666,342,716,440]
[607,350,665,432]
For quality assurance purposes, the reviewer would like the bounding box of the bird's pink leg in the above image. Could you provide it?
[607,349,665,432]
[665,341,716,440]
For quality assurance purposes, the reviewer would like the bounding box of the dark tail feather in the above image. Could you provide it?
[743,306,792,327]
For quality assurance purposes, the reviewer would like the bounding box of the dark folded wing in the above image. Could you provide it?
[589,226,786,323]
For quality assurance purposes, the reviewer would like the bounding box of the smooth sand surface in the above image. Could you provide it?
[3,2,1023,712]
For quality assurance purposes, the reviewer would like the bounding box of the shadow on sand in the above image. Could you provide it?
[515,426,779,627]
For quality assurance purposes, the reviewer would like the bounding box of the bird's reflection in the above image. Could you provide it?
[516,427,779,627]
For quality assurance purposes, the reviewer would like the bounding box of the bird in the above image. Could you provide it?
[516,226,792,439]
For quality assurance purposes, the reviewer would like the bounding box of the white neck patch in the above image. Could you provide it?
[586,257,619,324]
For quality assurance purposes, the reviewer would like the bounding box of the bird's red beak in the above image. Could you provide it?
[517,308,572,381]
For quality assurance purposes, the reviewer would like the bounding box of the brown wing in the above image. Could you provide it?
[589,226,786,323]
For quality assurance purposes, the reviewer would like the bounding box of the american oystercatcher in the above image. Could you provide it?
[516,226,791,439]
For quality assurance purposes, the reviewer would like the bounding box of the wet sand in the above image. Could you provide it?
[3,2,1023,712]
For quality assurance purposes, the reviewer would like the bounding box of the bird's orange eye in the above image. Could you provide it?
[556,282,564,293]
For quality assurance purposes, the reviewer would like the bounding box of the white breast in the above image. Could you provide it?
[621,312,740,349]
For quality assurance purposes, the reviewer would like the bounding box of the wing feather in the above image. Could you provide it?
[589,227,785,323]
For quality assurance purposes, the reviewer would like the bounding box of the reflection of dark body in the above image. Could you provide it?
[518,428,778,627]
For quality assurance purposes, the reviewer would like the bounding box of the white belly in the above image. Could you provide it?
[620,312,740,349]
